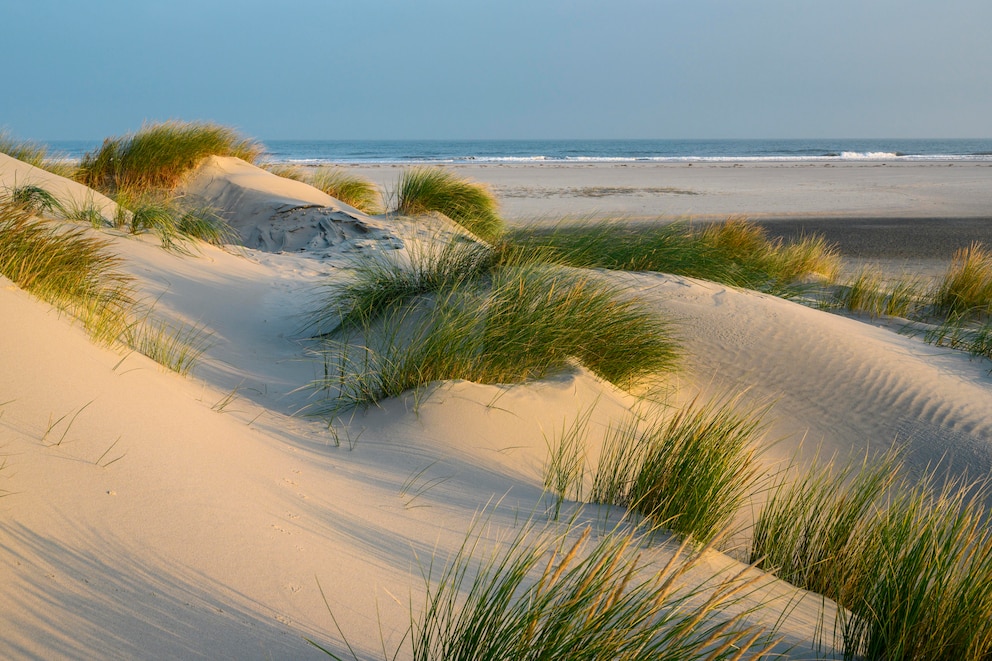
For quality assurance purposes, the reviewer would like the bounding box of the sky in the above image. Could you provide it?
[2,0,991,141]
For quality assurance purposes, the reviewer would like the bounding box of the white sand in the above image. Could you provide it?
[3,156,991,658]
[340,160,992,222]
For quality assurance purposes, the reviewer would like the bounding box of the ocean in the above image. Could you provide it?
[45,138,992,165]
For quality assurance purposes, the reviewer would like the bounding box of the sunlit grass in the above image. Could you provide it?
[751,450,992,660]
[933,243,992,318]
[397,167,503,241]
[506,217,839,293]
[312,516,779,660]
[0,196,133,343]
[311,169,382,214]
[314,263,677,409]
[0,131,78,178]
[78,120,264,195]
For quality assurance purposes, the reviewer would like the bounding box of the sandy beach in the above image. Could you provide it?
[3,150,992,659]
[341,160,992,278]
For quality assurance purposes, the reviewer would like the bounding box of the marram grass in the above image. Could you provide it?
[121,194,235,252]
[507,217,839,293]
[312,517,780,660]
[933,243,992,318]
[0,195,210,373]
[0,196,133,343]
[314,263,678,408]
[310,236,496,335]
[79,120,263,195]
[311,169,382,214]
[0,131,77,178]
[751,450,992,661]
[397,167,503,241]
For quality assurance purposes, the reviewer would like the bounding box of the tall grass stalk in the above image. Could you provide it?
[749,450,901,601]
[78,120,263,195]
[933,243,992,318]
[314,264,678,408]
[113,190,236,251]
[752,450,992,660]
[841,474,992,660]
[0,197,134,343]
[123,318,211,375]
[397,167,503,241]
[832,268,927,318]
[311,169,382,214]
[507,217,839,292]
[405,518,778,660]
[626,398,766,546]
[0,132,77,177]
[313,237,495,335]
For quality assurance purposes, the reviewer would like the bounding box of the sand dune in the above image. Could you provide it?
[4,156,992,658]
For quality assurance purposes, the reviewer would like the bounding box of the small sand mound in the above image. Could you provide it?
[180,155,403,254]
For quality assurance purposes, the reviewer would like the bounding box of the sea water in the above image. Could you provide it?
[44,138,992,165]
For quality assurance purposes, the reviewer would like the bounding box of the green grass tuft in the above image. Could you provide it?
[0,196,134,343]
[263,163,307,181]
[751,450,992,660]
[507,217,839,293]
[384,518,776,660]
[78,120,264,195]
[933,243,992,318]
[111,190,236,252]
[397,167,503,240]
[311,169,382,214]
[0,131,78,178]
[315,263,678,408]
[123,318,211,375]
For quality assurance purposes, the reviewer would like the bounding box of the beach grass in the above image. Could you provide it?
[78,120,264,195]
[263,163,307,181]
[310,237,496,335]
[389,519,775,660]
[751,449,992,660]
[396,167,503,241]
[831,267,928,318]
[315,263,677,408]
[123,317,211,376]
[581,398,766,547]
[841,473,992,660]
[311,169,383,214]
[627,398,765,546]
[0,131,78,178]
[0,196,134,343]
[933,243,992,318]
[506,217,839,292]
[749,449,900,602]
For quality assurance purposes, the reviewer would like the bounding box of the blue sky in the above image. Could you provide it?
[2,0,990,140]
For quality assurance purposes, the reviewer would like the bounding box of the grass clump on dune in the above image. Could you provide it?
[315,262,677,408]
[751,451,992,660]
[397,167,503,241]
[832,267,927,319]
[553,398,766,548]
[78,120,263,195]
[933,243,992,318]
[0,194,211,373]
[112,190,236,252]
[0,131,78,178]
[507,217,839,293]
[0,196,133,343]
[625,399,765,546]
[314,518,778,660]
[310,237,496,335]
[311,169,382,214]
